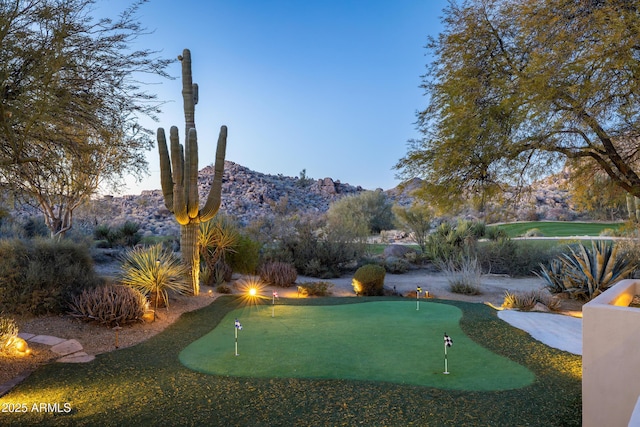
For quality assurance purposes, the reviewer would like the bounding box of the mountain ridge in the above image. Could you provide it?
[86,161,584,237]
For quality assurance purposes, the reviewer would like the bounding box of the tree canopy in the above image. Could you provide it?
[396,0,640,212]
[0,0,171,237]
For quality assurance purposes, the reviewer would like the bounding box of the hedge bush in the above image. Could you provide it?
[352,264,385,296]
[0,238,102,315]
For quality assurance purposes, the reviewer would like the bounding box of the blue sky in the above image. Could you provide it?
[98,0,449,194]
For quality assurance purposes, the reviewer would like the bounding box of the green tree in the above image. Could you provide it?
[392,203,433,253]
[565,161,627,221]
[396,0,640,211]
[327,190,394,235]
[0,0,170,238]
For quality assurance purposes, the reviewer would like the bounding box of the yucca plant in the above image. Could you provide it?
[560,240,635,300]
[199,216,239,285]
[119,244,190,320]
[0,315,18,350]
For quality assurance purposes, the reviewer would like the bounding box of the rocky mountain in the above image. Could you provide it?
[88,161,588,238]
[95,161,369,236]
[7,161,591,238]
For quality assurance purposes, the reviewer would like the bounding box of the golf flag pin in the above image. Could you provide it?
[416,286,422,310]
[443,332,453,374]
[271,290,278,317]
[234,319,242,356]
[444,333,453,347]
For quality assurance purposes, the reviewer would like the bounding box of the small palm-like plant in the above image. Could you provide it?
[560,241,634,300]
[199,216,239,284]
[120,244,190,319]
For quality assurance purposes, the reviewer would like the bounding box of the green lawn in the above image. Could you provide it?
[180,301,533,391]
[1,296,581,426]
[489,221,623,238]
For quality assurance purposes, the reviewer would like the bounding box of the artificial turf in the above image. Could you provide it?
[180,301,534,391]
[0,296,581,426]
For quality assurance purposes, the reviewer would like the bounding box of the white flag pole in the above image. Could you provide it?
[416,287,422,310]
[272,292,275,318]
[444,343,449,374]
[235,326,239,356]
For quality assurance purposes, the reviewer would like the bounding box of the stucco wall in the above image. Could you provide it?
[583,280,640,427]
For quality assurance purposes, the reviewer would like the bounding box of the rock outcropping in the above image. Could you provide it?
[8,161,591,238]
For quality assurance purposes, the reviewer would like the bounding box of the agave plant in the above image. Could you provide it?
[119,244,190,319]
[560,240,635,300]
[535,258,571,294]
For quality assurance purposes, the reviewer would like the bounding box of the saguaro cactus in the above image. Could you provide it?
[157,49,227,295]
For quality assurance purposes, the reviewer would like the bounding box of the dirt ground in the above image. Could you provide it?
[0,268,579,390]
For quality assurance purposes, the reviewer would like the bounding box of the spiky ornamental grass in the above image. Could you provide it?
[119,244,190,310]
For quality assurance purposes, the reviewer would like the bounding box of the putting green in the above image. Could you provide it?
[179,301,534,391]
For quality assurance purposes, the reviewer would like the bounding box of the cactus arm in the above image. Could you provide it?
[186,128,200,219]
[169,126,189,225]
[180,49,196,138]
[157,127,174,212]
[201,125,227,221]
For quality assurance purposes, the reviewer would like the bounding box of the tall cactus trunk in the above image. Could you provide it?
[181,222,200,295]
[156,49,228,296]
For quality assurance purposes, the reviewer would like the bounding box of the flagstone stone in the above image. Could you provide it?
[18,332,35,340]
[28,335,66,346]
[57,352,95,363]
[51,339,83,356]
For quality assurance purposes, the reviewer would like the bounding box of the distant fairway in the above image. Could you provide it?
[180,301,534,391]
[490,221,623,238]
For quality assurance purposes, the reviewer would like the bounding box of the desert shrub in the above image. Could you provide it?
[599,228,618,237]
[0,315,18,350]
[216,284,232,294]
[22,216,49,238]
[327,190,395,234]
[120,244,190,309]
[139,234,179,251]
[302,258,327,278]
[502,290,561,312]
[94,221,142,248]
[260,261,297,287]
[477,239,563,276]
[457,219,486,239]
[226,234,261,274]
[259,214,364,278]
[426,220,484,266]
[297,281,334,297]
[477,238,519,274]
[352,264,385,296]
[392,203,433,254]
[384,256,410,274]
[0,238,102,315]
[485,227,508,240]
[213,261,233,284]
[68,284,147,327]
[441,256,482,295]
[524,228,544,237]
